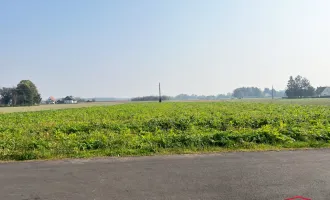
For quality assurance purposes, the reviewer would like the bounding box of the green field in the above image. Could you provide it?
[172,98,330,106]
[0,102,124,113]
[1,101,330,161]
[1,98,329,114]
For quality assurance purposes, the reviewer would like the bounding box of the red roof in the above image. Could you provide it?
[49,96,56,101]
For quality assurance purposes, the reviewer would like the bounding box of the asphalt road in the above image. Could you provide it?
[1,150,330,200]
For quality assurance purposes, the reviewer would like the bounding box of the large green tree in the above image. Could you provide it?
[285,76,296,97]
[15,80,42,105]
[285,75,315,98]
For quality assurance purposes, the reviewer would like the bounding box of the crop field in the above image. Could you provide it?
[1,101,330,161]
[0,101,125,113]
[232,98,330,106]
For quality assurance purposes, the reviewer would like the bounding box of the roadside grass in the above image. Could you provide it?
[2,143,330,161]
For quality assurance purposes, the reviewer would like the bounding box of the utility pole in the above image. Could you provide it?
[272,85,274,100]
[159,82,162,103]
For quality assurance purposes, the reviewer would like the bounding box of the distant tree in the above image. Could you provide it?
[263,88,271,95]
[131,96,171,101]
[285,75,315,98]
[301,77,315,97]
[232,87,263,98]
[233,89,244,98]
[16,80,42,105]
[216,94,231,99]
[315,87,325,96]
[175,94,190,100]
[285,76,296,97]
[275,90,285,97]
[191,94,198,100]
[263,87,280,98]
[294,75,304,97]
[75,97,86,103]
[262,88,275,96]
[173,93,231,100]
[16,83,33,105]
[0,87,16,105]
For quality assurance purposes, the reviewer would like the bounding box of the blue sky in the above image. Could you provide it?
[1,0,330,98]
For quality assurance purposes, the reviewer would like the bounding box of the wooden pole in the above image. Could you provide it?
[159,82,162,103]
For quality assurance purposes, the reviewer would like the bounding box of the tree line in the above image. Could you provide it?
[133,78,311,101]
[167,89,284,100]
[131,96,171,101]
[232,75,324,99]
[174,93,232,100]
[232,87,285,98]
[0,80,41,106]
[130,94,233,101]
[1,76,322,105]
[131,89,286,101]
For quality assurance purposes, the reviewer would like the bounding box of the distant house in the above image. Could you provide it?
[46,96,56,104]
[316,87,330,97]
[64,96,77,104]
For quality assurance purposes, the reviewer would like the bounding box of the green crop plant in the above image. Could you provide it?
[1,102,330,161]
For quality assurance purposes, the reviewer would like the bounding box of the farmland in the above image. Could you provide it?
[1,101,330,161]
[231,98,330,106]
[0,101,124,113]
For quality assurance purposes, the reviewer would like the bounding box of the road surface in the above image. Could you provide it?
[1,150,330,200]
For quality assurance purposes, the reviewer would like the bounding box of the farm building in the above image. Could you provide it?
[316,87,330,97]
[63,96,78,104]
[46,96,56,104]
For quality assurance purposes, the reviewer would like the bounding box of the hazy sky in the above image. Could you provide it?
[1,0,330,98]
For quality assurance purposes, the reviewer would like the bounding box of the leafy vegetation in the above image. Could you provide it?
[1,102,330,161]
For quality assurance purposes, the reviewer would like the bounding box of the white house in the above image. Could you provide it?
[316,87,330,97]
[64,96,78,104]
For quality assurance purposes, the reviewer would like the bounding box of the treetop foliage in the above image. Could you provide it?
[0,80,41,106]
[285,75,315,98]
